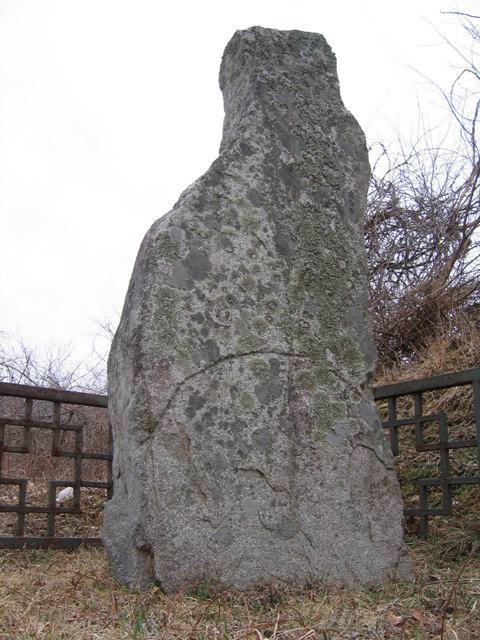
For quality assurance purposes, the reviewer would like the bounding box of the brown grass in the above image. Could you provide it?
[374,312,480,385]
[373,313,480,541]
[0,538,479,640]
[0,397,110,483]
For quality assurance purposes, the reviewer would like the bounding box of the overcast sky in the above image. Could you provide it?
[1,0,478,367]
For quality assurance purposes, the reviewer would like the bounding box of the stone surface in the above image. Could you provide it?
[103,26,413,592]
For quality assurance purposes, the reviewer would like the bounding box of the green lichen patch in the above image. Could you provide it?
[240,210,262,230]
[151,285,183,351]
[293,368,316,394]
[331,332,365,378]
[250,317,268,335]
[234,333,265,352]
[246,356,271,384]
[310,389,348,439]
[239,274,257,293]
[154,234,181,262]
[236,390,259,412]
[221,225,237,235]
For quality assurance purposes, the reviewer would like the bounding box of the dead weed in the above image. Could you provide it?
[0,539,479,640]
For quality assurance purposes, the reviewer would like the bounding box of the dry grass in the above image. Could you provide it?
[0,537,479,640]
[0,484,108,539]
[374,313,480,386]
[372,315,480,546]
[0,397,110,483]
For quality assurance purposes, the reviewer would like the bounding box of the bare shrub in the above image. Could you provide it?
[367,12,480,370]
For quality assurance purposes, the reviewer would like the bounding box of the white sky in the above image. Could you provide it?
[1,0,478,366]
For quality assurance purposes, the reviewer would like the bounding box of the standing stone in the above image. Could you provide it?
[103,27,413,591]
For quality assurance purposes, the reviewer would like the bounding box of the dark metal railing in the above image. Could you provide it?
[0,382,112,549]
[1,368,479,547]
[373,367,480,537]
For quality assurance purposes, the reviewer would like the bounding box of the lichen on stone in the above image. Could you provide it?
[104,26,412,593]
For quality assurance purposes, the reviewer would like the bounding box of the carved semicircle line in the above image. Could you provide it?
[156,349,301,422]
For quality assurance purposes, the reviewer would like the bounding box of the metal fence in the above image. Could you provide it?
[373,367,480,537]
[1,368,479,547]
[0,382,112,549]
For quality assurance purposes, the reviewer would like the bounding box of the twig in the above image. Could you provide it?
[440,542,480,640]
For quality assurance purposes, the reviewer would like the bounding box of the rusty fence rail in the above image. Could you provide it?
[1,369,479,547]
[0,382,112,549]
[373,367,480,537]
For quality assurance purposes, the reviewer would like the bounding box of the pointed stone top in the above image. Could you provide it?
[218,27,341,153]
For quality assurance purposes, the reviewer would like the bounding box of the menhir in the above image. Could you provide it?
[102,26,413,592]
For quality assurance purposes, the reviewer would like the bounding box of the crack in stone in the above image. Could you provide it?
[257,513,276,533]
[234,467,289,493]
[299,528,315,550]
[173,422,208,502]
[149,445,161,507]
[352,442,388,466]
[212,168,237,180]
[251,231,272,254]
[298,535,316,573]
